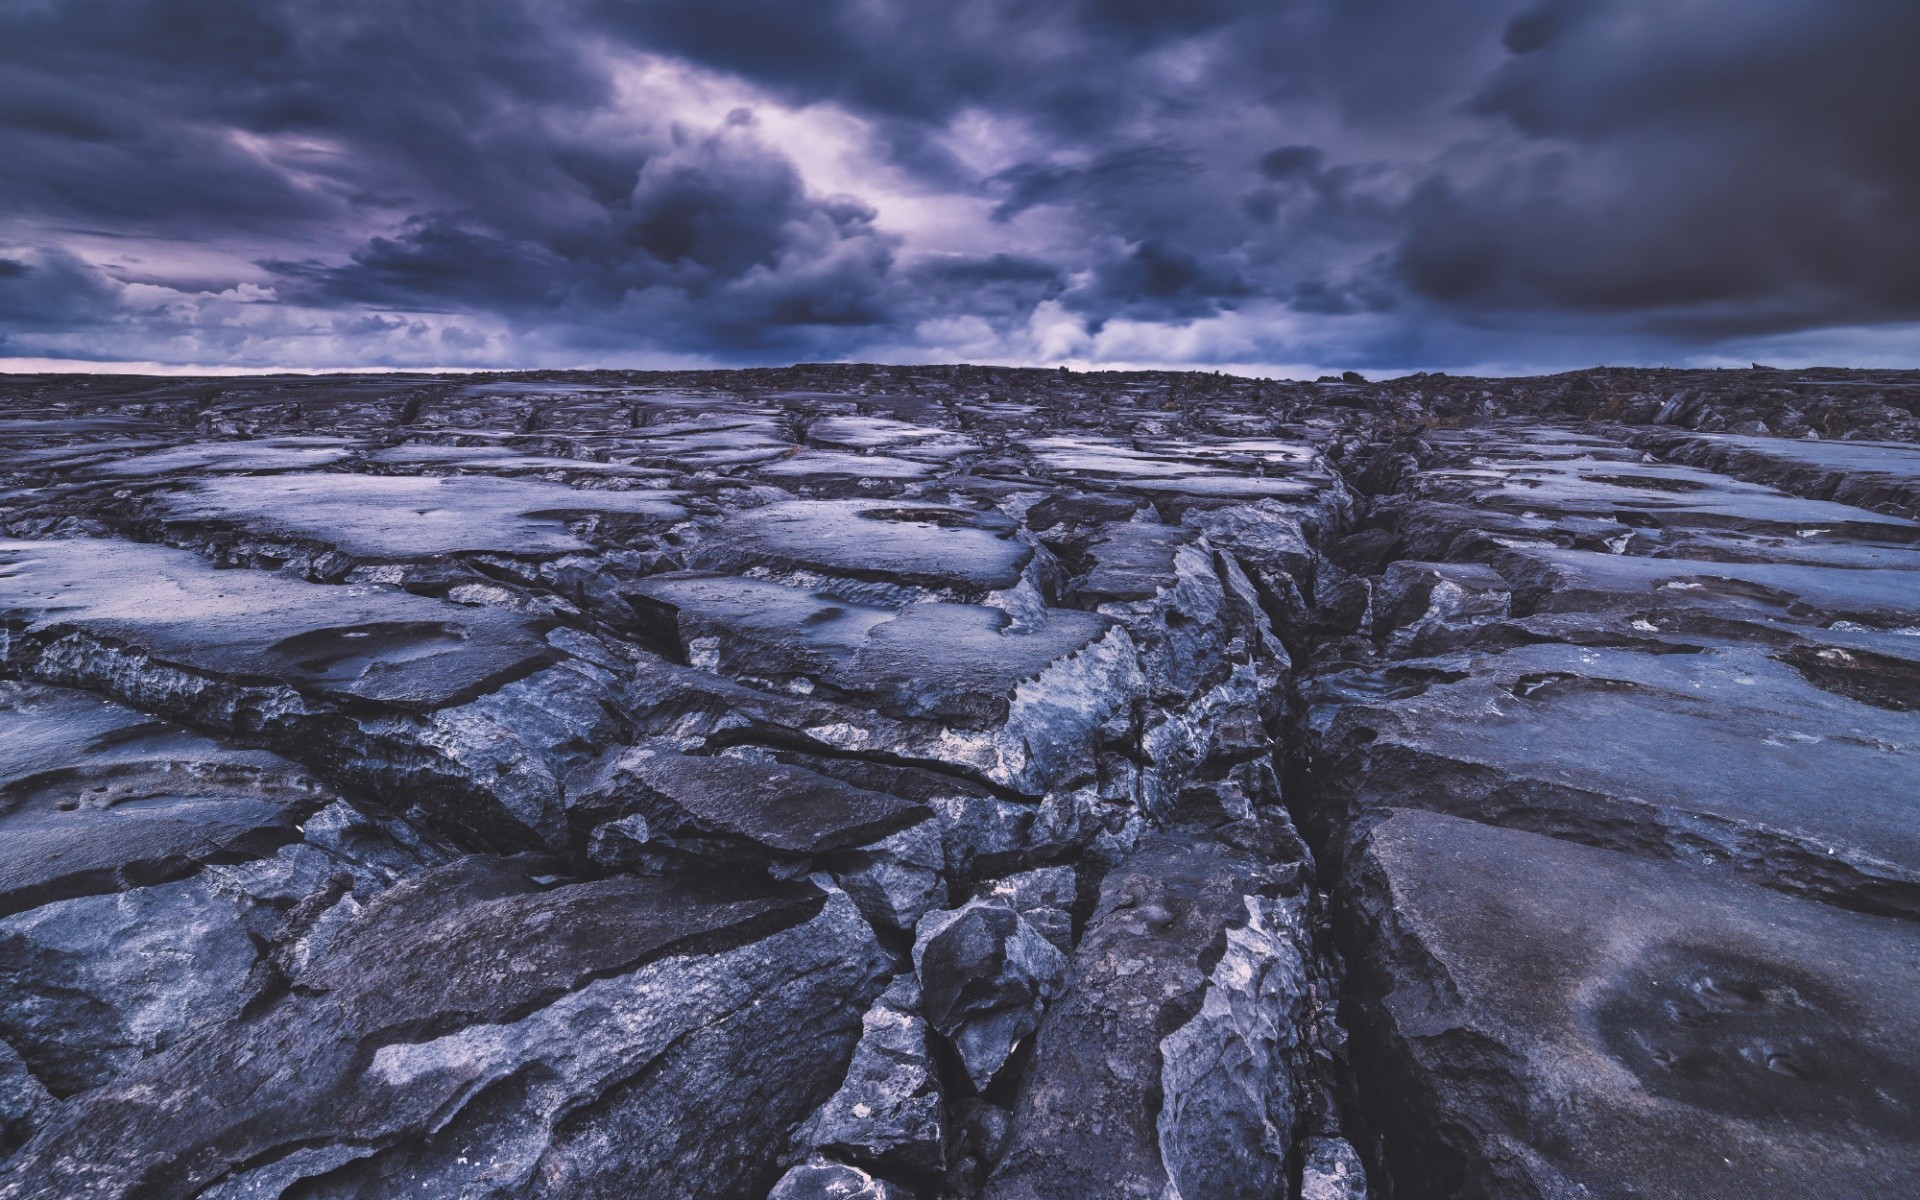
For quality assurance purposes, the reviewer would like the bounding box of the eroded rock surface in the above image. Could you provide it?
[1,364,1916,1197]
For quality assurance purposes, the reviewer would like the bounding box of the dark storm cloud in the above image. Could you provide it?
[0,0,602,233]
[0,249,123,334]
[1396,0,1920,334]
[591,0,1259,131]
[269,116,897,352]
[0,0,1916,368]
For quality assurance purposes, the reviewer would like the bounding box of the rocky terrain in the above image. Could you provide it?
[0,363,1915,1199]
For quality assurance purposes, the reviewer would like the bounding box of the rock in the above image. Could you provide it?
[0,681,334,917]
[1626,427,1920,521]
[795,977,947,1173]
[1068,521,1192,606]
[984,823,1312,1200]
[1312,561,1373,636]
[1372,560,1509,655]
[0,682,443,1097]
[0,537,555,712]
[1344,809,1920,1199]
[1079,529,1232,700]
[833,821,949,931]
[845,602,1118,728]
[0,538,634,853]
[945,1100,1016,1195]
[1496,543,1920,634]
[627,573,1143,792]
[151,471,685,561]
[1025,435,1335,510]
[6,366,1919,1200]
[0,875,281,1097]
[978,864,1078,950]
[688,499,1032,598]
[571,741,929,866]
[84,437,359,479]
[1156,888,1316,1199]
[0,1041,50,1159]
[1306,637,1920,914]
[627,572,897,686]
[913,898,1070,1092]
[1024,491,1147,540]
[0,860,890,1199]
[767,1157,913,1200]
[1299,1137,1369,1200]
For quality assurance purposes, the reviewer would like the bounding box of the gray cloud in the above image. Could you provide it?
[0,0,1915,369]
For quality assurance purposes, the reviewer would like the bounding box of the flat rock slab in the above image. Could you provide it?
[1346,808,1920,1200]
[847,601,1117,726]
[574,743,929,859]
[155,472,685,559]
[754,449,936,483]
[1069,522,1196,605]
[0,682,331,916]
[81,438,361,479]
[0,681,446,1104]
[1496,544,1920,633]
[630,572,1116,727]
[1629,429,1920,520]
[0,537,554,710]
[1423,433,1919,539]
[0,539,628,854]
[1311,639,1920,912]
[0,858,889,1199]
[808,416,981,460]
[1651,434,1920,486]
[628,572,897,683]
[365,443,673,478]
[689,500,1032,595]
[1025,435,1337,511]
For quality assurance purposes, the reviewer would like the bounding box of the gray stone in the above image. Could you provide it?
[0,684,444,1097]
[0,681,332,917]
[767,1157,913,1200]
[1299,1137,1369,1200]
[0,860,890,1200]
[1308,637,1920,915]
[914,898,1069,1092]
[156,470,683,559]
[689,499,1032,597]
[10,367,1917,1200]
[0,539,634,853]
[796,978,947,1173]
[1345,809,1920,1200]
[1373,560,1510,655]
[0,1041,49,1159]
[571,741,929,864]
[984,824,1312,1200]
[0,536,554,712]
[833,820,949,931]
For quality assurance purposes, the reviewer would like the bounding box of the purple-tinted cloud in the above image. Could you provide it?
[0,0,1916,370]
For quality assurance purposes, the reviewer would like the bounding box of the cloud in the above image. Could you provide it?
[268,116,899,357]
[0,0,1916,369]
[1395,0,1920,331]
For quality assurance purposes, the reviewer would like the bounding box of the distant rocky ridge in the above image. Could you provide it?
[0,363,1915,1198]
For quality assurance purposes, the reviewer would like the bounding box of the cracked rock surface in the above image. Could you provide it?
[1,363,1916,1197]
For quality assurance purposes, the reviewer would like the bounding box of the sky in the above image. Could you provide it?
[1,0,1917,376]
